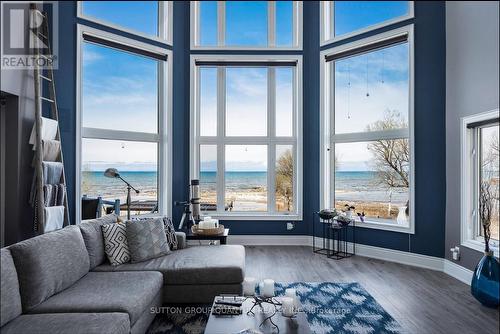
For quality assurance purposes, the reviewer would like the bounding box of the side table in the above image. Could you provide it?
[185,228,229,245]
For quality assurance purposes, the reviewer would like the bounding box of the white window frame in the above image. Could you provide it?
[77,1,173,45]
[190,54,303,221]
[190,1,303,50]
[320,1,414,46]
[75,24,173,223]
[320,24,415,234]
[460,109,500,257]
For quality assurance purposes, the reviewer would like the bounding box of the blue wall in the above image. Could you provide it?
[53,1,445,257]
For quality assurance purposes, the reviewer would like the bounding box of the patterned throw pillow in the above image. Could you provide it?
[101,223,130,266]
[126,218,171,263]
[131,216,178,250]
[162,217,178,250]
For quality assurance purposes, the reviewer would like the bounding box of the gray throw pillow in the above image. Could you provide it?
[101,223,130,266]
[126,218,171,263]
[131,216,178,250]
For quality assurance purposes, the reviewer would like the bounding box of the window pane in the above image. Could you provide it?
[82,1,158,36]
[226,145,267,211]
[480,125,499,241]
[200,1,217,46]
[226,68,267,136]
[334,1,409,37]
[81,139,157,218]
[226,1,268,46]
[334,140,410,225]
[276,145,294,212]
[82,42,158,133]
[200,145,217,212]
[200,68,217,136]
[276,1,293,46]
[334,42,409,135]
[276,67,293,136]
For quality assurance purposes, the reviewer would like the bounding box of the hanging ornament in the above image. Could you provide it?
[365,56,370,97]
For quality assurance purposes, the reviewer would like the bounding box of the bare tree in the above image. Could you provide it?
[480,181,493,252]
[276,149,293,211]
[366,110,409,188]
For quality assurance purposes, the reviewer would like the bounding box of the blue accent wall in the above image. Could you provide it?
[53,1,445,258]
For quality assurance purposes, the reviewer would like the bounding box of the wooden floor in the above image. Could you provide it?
[244,246,499,334]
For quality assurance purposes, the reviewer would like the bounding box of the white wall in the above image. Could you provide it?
[445,1,499,270]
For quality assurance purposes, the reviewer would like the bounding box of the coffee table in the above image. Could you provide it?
[204,296,311,334]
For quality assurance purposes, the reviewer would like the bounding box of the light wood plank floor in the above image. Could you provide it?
[244,246,499,334]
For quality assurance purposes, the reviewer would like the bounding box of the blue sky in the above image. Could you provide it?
[81,1,409,172]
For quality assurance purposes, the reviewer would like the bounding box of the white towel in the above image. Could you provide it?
[44,206,64,233]
[41,139,61,161]
[29,117,58,149]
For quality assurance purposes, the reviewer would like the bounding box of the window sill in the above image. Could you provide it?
[354,220,414,234]
[204,213,303,221]
[461,239,500,258]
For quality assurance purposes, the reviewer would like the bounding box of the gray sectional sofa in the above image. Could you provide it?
[0,215,245,334]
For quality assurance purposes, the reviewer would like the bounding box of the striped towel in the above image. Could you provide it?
[43,184,66,207]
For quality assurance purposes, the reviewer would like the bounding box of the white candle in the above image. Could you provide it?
[259,279,275,297]
[281,297,295,317]
[285,288,299,308]
[242,277,256,296]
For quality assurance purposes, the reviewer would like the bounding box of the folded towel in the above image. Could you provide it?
[44,206,64,233]
[40,139,61,161]
[43,184,66,206]
[29,117,59,149]
[42,161,63,184]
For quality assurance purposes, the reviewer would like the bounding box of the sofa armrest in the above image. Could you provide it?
[175,232,186,250]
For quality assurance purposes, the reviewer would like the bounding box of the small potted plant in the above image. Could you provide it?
[343,204,355,218]
[471,181,499,307]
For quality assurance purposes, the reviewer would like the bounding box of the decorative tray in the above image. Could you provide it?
[191,224,225,236]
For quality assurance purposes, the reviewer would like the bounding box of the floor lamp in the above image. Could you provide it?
[104,168,140,220]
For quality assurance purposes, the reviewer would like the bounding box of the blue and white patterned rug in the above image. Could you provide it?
[147,282,402,334]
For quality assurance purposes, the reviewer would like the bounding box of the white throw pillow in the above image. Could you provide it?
[101,223,130,266]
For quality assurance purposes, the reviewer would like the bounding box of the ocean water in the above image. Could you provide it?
[82,171,408,203]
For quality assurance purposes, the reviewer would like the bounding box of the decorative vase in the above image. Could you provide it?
[471,251,500,308]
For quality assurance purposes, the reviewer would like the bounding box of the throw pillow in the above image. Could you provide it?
[131,216,178,250]
[101,223,130,266]
[162,217,178,250]
[126,218,171,263]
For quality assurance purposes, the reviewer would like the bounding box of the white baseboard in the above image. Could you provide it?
[227,235,473,285]
[443,259,473,285]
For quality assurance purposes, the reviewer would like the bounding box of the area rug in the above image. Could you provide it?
[147,282,402,334]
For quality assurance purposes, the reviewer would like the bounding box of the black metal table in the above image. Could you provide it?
[312,212,355,260]
[185,228,229,245]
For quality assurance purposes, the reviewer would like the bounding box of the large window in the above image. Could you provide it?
[321,1,413,45]
[461,110,500,256]
[78,1,172,43]
[77,26,171,220]
[191,56,302,219]
[191,1,302,49]
[321,25,414,233]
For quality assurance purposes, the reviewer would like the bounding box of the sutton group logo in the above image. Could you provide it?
[1,1,58,70]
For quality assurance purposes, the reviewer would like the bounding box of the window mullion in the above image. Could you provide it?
[268,68,276,213]
[268,1,276,47]
[217,1,225,46]
[216,67,226,213]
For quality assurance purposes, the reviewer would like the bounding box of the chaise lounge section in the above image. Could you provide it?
[1,215,246,333]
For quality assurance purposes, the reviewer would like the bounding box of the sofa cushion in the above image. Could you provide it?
[132,216,178,250]
[126,219,170,263]
[102,222,131,266]
[93,245,245,285]
[1,248,22,326]
[29,271,162,326]
[79,214,118,269]
[9,226,90,311]
[0,313,130,334]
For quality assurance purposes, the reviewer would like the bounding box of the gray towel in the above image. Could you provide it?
[41,139,61,162]
[44,206,64,233]
[43,184,66,206]
[42,161,63,184]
